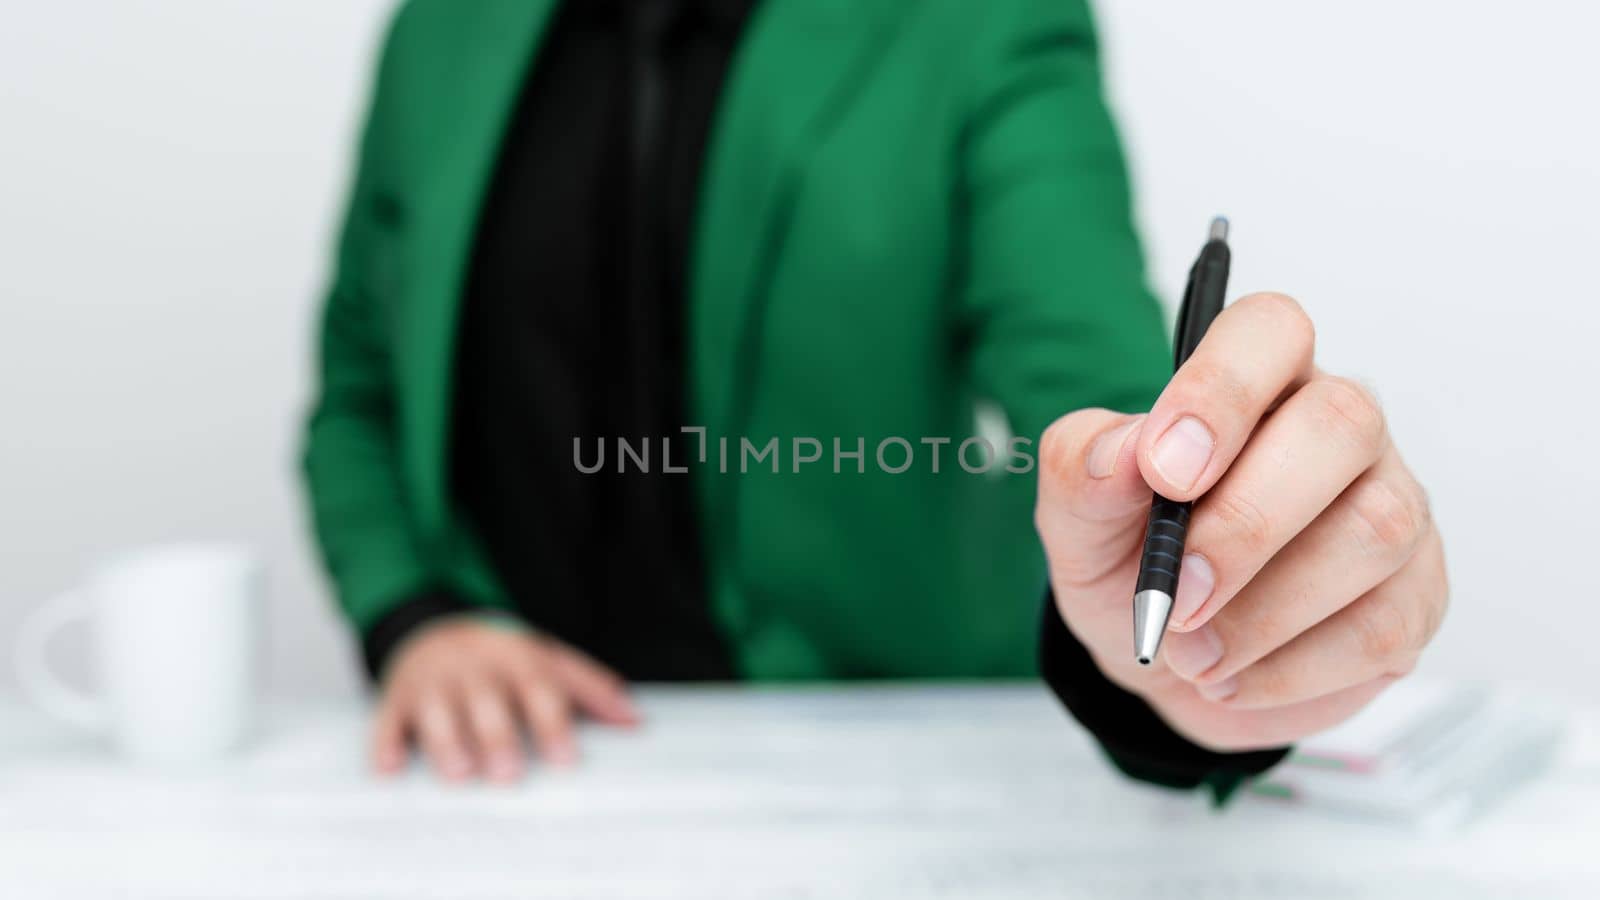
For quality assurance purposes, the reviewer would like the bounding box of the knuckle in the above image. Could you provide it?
[1241,292,1316,356]
[1235,602,1293,661]
[1313,376,1387,454]
[1240,662,1294,707]
[1037,410,1098,483]
[499,654,545,691]
[1178,360,1258,422]
[511,664,551,695]
[1347,476,1428,559]
[416,687,454,717]
[525,679,565,709]
[475,717,514,745]
[1036,416,1073,476]
[531,700,573,734]
[1205,489,1275,558]
[1352,598,1417,662]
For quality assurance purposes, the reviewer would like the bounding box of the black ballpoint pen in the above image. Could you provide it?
[1133,216,1232,665]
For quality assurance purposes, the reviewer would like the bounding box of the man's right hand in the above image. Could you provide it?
[371,618,638,783]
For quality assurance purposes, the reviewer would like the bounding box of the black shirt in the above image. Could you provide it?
[358,0,1287,797]
[363,0,747,681]
[448,0,742,681]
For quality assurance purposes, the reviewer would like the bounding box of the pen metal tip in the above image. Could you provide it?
[1209,216,1229,242]
[1132,589,1174,664]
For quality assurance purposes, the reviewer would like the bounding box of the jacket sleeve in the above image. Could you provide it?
[957,0,1288,799]
[301,6,438,638]
[956,0,1170,443]
[1040,596,1290,803]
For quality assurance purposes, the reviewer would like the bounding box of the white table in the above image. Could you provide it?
[2,685,1596,898]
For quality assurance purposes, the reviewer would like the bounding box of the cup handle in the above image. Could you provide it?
[15,589,107,731]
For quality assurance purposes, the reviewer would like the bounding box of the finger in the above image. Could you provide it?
[370,688,410,776]
[461,675,526,783]
[1035,408,1153,595]
[513,678,577,766]
[1198,529,1446,710]
[414,687,474,781]
[1136,293,1317,501]
[548,645,638,726]
[1164,374,1390,631]
[1161,675,1401,753]
[1162,447,1431,683]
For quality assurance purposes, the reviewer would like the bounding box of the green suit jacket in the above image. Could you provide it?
[302,0,1169,680]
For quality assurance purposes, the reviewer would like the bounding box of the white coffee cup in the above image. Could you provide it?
[15,542,262,763]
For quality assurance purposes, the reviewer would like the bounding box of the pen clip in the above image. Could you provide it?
[1173,265,1198,370]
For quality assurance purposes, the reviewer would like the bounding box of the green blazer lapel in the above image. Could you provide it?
[400,0,557,532]
[400,0,898,535]
[689,0,899,447]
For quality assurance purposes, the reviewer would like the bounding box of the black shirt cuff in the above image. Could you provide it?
[1037,592,1290,803]
[360,589,478,682]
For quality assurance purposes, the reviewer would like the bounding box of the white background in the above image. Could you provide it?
[1,1,1596,702]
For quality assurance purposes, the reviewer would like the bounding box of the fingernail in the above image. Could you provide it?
[1162,625,1224,681]
[545,743,577,767]
[440,755,471,780]
[1086,418,1141,479]
[1150,416,1215,492]
[1169,554,1215,629]
[1198,677,1238,703]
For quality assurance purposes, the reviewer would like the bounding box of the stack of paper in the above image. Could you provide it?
[1249,680,1564,829]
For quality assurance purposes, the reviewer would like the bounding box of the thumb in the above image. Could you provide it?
[1035,409,1154,593]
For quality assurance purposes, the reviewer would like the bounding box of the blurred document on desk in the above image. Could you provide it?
[1251,680,1564,828]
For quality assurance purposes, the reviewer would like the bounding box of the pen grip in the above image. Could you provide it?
[1135,496,1192,597]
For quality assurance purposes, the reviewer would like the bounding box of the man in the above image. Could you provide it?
[303,0,1447,795]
